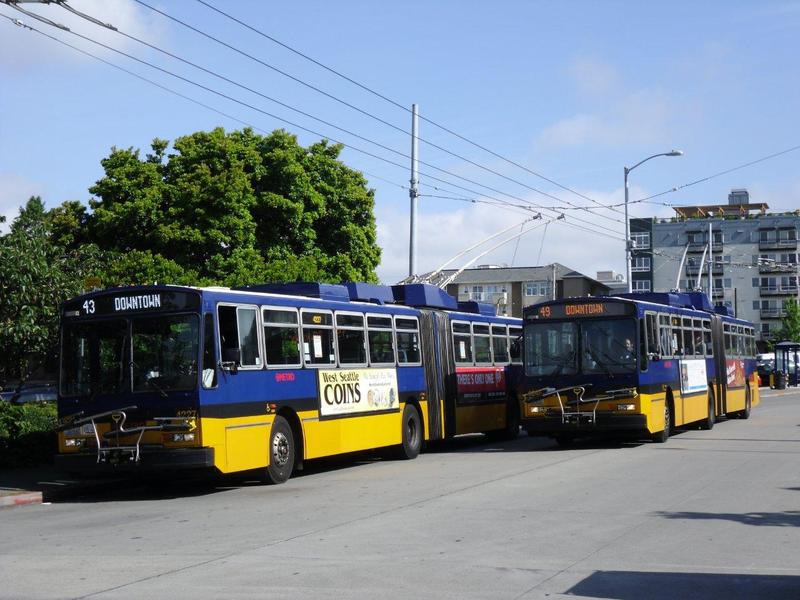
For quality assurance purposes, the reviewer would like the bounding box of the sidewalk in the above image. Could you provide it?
[0,465,97,509]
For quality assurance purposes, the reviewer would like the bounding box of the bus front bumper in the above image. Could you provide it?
[523,413,648,436]
[54,447,215,473]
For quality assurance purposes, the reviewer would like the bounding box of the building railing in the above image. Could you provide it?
[686,264,724,276]
[759,262,798,274]
[759,239,797,250]
[687,240,723,253]
[760,308,787,319]
[759,285,799,296]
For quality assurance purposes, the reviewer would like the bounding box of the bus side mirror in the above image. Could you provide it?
[221,348,241,374]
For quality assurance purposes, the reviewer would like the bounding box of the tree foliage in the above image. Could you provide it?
[86,128,380,286]
[0,198,101,381]
[0,128,381,381]
[773,298,800,343]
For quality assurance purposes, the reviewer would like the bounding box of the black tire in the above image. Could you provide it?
[652,399,671,443]
[265,415,294,485]
[699,387,715,431]
[739,386,752,420]
[399,403,422,460]
[554,434,575,448]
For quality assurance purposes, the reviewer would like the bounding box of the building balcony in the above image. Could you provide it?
[687,241,723,253]
[760,308,787,319]
[711,288,725,299]
[759,285,799,296]
[686,264,724,276]
[759,239,797,251]
[759,262,798,274]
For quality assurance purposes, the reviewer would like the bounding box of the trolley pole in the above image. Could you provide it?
[408,104,419,277]
[708,222,714,303]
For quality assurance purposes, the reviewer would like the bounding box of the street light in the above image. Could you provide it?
[625,150,683,293]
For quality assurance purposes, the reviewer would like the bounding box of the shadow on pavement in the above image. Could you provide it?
[564,570,800,600]
[654,510,800,528]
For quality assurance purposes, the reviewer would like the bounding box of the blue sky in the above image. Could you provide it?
[1,0,798,284]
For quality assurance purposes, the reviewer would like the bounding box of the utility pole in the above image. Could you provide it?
[408,104,419,277]
[552,263,557,300]
[708,222,714,303]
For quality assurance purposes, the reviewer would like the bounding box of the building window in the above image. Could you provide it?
[525,281,550,297]
[631,257,651,272]
[470,285,484,301]
[630,232,650,249]
[632,280,651,293]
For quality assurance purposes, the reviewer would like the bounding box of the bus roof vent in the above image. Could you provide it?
[714,304,734,316]
[235,283,351,303]
[342,282,395,305]
[391,284,458,310]
[457,301,497,316]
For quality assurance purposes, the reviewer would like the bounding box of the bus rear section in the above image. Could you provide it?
[56,288,212,472]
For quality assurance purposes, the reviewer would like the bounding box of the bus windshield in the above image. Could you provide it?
[61,314,199,397]
[524,318,637,377]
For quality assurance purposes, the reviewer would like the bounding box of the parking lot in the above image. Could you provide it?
[1,387,799,600]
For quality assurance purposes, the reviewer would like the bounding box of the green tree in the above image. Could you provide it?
[773,298,800,343]
[0,198,101,381]
[87,127,380,286]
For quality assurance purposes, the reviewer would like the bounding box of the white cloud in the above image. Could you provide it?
[0,0,165,71]
[0,172,43,233]
[535,56,679,151]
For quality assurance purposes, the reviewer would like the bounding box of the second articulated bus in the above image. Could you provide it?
[56,282,522,483]
[519,292,758,445]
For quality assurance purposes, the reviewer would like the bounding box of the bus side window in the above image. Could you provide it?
[202,313,217,388]
[639,319,648,371]
[302,310,335,366]
[658,315,672,357]
[453,322,473,364]
[336,312,366,366]
[509,326,522,364]
[395,317,421,364]
[218,305,241,366]
[264,308,301,366]
[703,320,712,357]
[473,323,492,364]
[671,316,683,356]
[367,315,395,365]
[491,325,509,364]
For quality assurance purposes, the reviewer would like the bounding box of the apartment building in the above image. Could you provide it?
[630,189,800,346]
[442,263,611,317]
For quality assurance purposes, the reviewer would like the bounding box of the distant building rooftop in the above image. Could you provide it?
[673,202,769,220]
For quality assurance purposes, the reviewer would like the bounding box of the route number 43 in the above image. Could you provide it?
[82,300,96,314]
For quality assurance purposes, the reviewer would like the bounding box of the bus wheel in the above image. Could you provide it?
[699,387,715,431]
[652,400,671,443]
[399,404,422,460]
[739,387,752,420]
[265,415,294,485]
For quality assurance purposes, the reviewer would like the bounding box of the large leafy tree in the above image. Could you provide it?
[774,298,800,343]
[86,128,380,286]
[0,198,101,381]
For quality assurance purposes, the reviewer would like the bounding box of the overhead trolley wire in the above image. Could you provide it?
[630,143,800,207]
[192,0,625,218]
[38,0,622,226]
[124,0,624,225]
[0,9,624,245]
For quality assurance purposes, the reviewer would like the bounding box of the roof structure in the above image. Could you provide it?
[673,203,769,219]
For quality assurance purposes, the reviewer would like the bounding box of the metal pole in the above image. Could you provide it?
[624,167,631,293]
[708,222,714,303]
[552,263,557,300]
[408,104,419,277]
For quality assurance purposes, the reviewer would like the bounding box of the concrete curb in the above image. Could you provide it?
[0,491,43,509]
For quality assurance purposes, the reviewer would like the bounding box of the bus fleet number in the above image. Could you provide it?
[82,300,96,314]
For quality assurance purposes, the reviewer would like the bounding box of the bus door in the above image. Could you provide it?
[418,310,449,440]
[711,315,727,414]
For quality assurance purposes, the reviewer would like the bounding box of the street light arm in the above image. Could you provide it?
[626,150,683,174]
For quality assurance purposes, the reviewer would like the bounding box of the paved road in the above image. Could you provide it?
[2,389,799,600]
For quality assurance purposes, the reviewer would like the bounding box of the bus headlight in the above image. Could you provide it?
[529,405,547,414]
[172,433,196,442]
[617,403,636,411]
[65,438,84,447]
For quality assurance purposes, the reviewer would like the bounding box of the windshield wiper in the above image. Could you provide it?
[586,347,615,377]
[129,361,168,398]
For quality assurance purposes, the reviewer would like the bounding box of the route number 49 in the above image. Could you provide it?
[82,300,96,314]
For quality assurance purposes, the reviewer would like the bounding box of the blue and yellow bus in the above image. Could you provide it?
[519,292,758,445]
[55,283,522,483]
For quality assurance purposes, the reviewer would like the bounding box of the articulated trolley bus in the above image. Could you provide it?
[519,292,758,445]
[56,283,522,483]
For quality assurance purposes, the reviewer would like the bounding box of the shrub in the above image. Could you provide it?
[0,401,58,467]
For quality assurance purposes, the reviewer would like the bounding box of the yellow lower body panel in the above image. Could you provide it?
[455,403,506,436]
